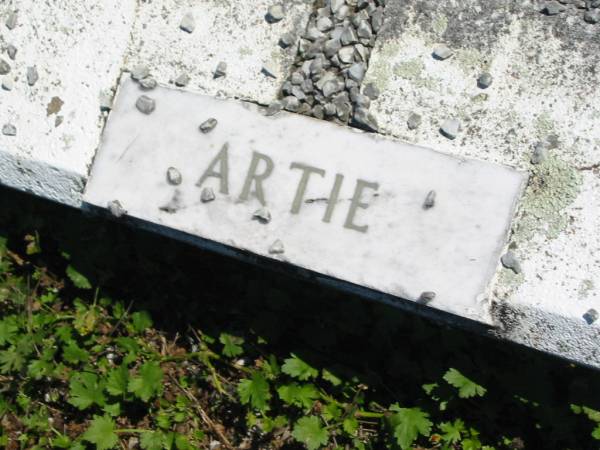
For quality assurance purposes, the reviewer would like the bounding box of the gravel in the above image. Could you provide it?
[265,101,283,116]
[531,142,548,165]
[27,67,39,86]
[214,62,227,78]
[5,11,17,30]
[201,187,216,203]
[440,118,460,139]
[543,1,564,15]
[107,200,126,218]
[174,73,190,87]
[252,208,272,224]
[267,4,285,23]
[139,77,157,90]
[501,251,522,274]
[0,59,11,75]
[131,65,150,81]
[268,239,285,255]
[135,95,156,114]
[477,72,493,89]
[280,32,295,48]
[180,12,196,33]
[2,77,13,91]
[407,112,422,130]
[583,308,599,325]
[584,10,600,23]
[433,44,453,60]
[6,44,17,60]
[2,123,16,136]
[279,0,386,129]
[423,190,436,209]
[199,118,218,133]
[417,291,436,305]
[166,167,183,185]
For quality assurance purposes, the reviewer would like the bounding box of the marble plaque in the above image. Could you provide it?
[84,79,527,322]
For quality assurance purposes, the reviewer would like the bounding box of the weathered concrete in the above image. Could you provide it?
[0,1,137,205]
[364,0,600,366]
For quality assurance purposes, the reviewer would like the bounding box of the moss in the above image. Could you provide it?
[535,112,555,137]
[366,41,400,91]
[455,48,486,74]
[513,155,583,245]
[432,14,448,36]
[239,46,253,56]
[393,58,437,89]
[578,279,594,299]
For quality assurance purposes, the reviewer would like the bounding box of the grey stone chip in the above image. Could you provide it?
[417,291,436,305]
[2,77,13,91]
[6,44,17,60]
[440,118,460,139]
[131,65,150,81]
[2,123,16,136]
[0,59,11,75]
[583,308,599,325]
[214,62,227,78]
[253,208,272,224]
[135,95,156,114]
[201,187,216,203]
[174,73,190,87]
[180,12,196,33]
[477,72,493,89]
[432,44,454,60]
[5,11,17,30]
[407,112,422,130]
[268,239,285,255]
[139,77,157,90]
[166,167,182,186]
[199,118,218,133]
[531,142,548,165]
[501,251,522,274]
[107,200,126,218]
[423,190,436,209]
[27,66,39,86]
[266,4,285,23]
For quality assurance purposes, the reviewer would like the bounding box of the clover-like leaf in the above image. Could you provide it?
[82,415,118,450]
[292,416,329,450]
[443,368,487,399]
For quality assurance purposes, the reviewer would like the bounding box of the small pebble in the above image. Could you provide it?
[340,27,359,45]
[265,101,283,116]
[136,95,156,114]
[214,61,227,78]
[2,123,16,136]
[166,167,182,185]
[261,64,277,78]
[283,96,300,112]
[348,63,366,82]
[0,58,11,75]
[252,208,272,224]
[268,239,285,255]
[139,77,157,90]
[501,251,522,274]
[5,11,17,30]
[279,32,295,48]
[199,118,218,133]
[266,4,285,23]
[2,77,13,91]
[180,12,196,33]
[530,142,548,165]
[6,44,17,60]
[440,118,460,140]
[201,187,216,203]
[417,291,436,305]
[27,66,39,86]
[363,83,380,100]
[407,112,422,130]
[99,90,113,111]
[174,73,190,87]
[423,190,436,209]
[353,107,378,132]
[584,10,600,24]
[330,0,345,13]
[131,65,150,81]
[543,1,564,15]
[432,44,453,60]
[583,308,599,325]
[107,200,126,218]
[477,72,493,89]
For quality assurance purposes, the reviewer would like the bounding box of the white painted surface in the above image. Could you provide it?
[124,0,312,104]
[0,1,137,205]
[365,0,600,364]
[84,79,526,322]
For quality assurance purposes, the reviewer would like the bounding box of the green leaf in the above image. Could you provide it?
[440,419,465,444]
[27,359,52,380]
[69,372,106,410]
[106,365,129,397]
[63,341,90,365]
[51,435,72,448]
[277,383,319,409]
[322,368,342,386]
[66,265,92,290]
[219,333,244,357]
[131,311,153,333]
[292,416,329,450]
[238,372,271,412]
[128,361,163,402]
[593,424,600,440]
[103,402,121,417]
[140,431,165,450]
[0,347,25,373]
[343,417,359,436]
[443,368,487,399]
[282,354,318,381]
[82,415,119,450]
[389,405,432,450]
[0,316,18,346]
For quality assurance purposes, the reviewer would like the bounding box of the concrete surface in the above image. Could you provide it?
[84,78,526,322]
[0,0,598,367]
[364,0,600,366]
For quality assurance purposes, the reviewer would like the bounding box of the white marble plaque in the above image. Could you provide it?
[84,79,527,323]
